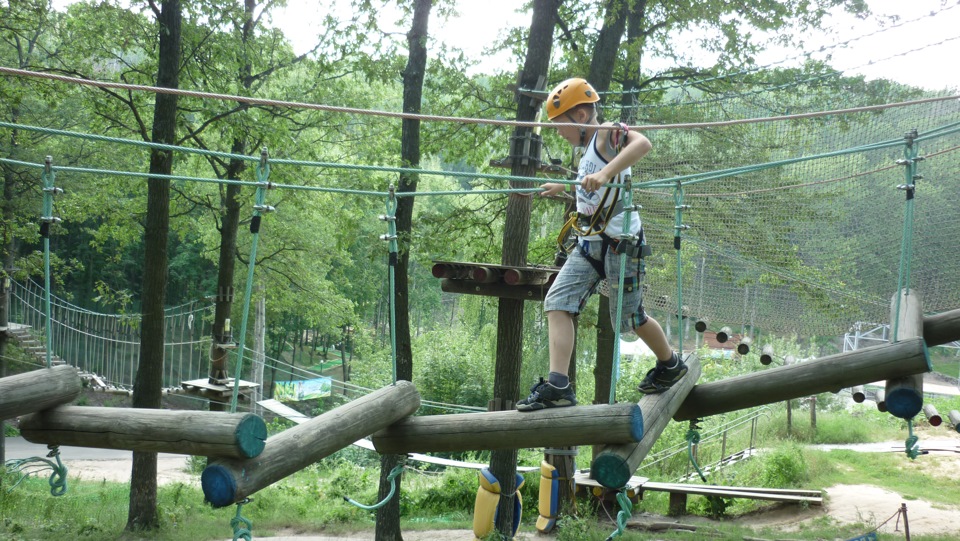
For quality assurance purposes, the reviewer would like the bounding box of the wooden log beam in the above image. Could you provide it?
[440,278,550,301]
[202,381,420,508]
[0,365,81,420]
[371,403,642,454]
[591,355,702,489]
[923,308,960,347]
[674,337,929,421]
[949,410,960,433]
[19,405,267,459]
[885,290,925,419]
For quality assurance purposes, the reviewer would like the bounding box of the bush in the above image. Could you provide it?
[759,443,808,488]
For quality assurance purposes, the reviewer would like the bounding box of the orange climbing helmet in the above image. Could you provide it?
[545,78,600,120]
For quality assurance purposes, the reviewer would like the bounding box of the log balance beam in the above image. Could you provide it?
[19,406,267,459]
[0,365,81,420]
[202,380,421,508]
[590,355,702,489]
[674,336,930,421]
[372,402,642,454]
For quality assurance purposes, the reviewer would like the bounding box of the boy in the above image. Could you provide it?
[517,78,687,412]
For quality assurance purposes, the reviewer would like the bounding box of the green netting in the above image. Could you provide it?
[615,94,960,338]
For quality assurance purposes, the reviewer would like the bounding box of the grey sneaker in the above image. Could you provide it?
[637,353,688,394]
[517,378,577,411]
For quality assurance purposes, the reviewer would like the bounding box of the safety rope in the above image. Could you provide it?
[40,157,58,369]
[606,124,633,403]
[686,423,707,483]
[904,418,921,460]
[603,489,634,541]
[673,181,687,352]
[231,498,253,541]
[344,464,405,510]
[892,129,920,341]
[4,445,68,496]
[6,117,960,195]
[4,67,958,133]
[382,187,399,385]
[228,148,273,413]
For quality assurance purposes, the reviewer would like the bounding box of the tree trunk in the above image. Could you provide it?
[620,0,649,123]
[127,0,180,532]
[491,1,560,537]
[588,0,629,109]
[376,1,432,539]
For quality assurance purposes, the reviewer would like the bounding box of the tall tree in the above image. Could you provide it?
[375,1,432,539]
[490,0,561,537]
[127,0,180,531]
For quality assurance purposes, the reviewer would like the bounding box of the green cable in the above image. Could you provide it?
[228,149,271,413]
[610,170,633,405]
[384,188,399,385]
[674,182,686,352]
[893,130,919,341]
[344,464,405,510]
[41,157,56,369]
[231,498,253,541]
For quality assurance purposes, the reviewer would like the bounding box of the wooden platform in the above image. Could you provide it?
[574,472,822,516]
[181,378,259,400]
[433,260,559,301]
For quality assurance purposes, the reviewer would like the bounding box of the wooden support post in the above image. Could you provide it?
[668,492,688,516]
[885,290,925,419]
[590,355,701,489]
[202,381,420,508]
[0,365,81,420]
[674,337,928,421]
[810,395,817,429]
[948,410,960,433]
[373,402,642,454]
[19,405,267,459]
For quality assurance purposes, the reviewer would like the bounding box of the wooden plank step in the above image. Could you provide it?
[641,481,822,503]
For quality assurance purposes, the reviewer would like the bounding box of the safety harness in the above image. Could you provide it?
[555,123,651,279]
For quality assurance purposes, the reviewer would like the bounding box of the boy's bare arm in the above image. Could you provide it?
[581,125,651,192]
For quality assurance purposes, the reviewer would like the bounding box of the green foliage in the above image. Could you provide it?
[404,468,477,517]
[759,442,809,488]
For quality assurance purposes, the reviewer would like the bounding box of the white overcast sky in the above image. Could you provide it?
[47,0,959,91]
[274,0,959,92]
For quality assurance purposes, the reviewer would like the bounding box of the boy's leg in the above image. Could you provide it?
[516,310,578,411]
[517,243,599,412]
[603,247,687,394]
[547,310,575,376]
[634,316,672,362]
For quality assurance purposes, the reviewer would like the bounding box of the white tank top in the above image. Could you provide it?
[575,130,642,241]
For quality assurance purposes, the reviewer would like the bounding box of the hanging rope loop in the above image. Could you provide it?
[231,498,253,541]
[686,420,707,483]
[604,489,633,540]
[344,464,405,511]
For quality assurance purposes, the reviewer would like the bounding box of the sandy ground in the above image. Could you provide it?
[46,436,960,541]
